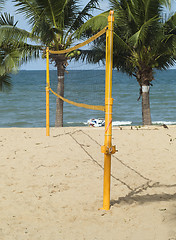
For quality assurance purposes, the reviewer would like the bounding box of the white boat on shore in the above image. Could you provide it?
[87,118,105,127]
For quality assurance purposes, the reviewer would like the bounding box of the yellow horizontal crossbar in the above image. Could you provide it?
[49,87,105,111]
[49,27,108,55]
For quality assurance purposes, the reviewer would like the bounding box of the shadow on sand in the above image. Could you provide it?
[111,182,176,206]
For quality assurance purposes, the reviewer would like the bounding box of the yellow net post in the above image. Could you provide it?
[46,47,50,136]
[101,10,116,210]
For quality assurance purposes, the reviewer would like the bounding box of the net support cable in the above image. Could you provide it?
[49,87,105,111]
[49,27,107,55]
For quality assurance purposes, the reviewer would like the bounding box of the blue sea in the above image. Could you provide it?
[0,69,176,127]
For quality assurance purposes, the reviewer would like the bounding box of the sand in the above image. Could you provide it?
[0,125,176,240]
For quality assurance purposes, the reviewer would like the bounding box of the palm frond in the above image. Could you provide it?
[0,74,11,92]
[0,13,39,45]
[68,0,100,31]
[159,0,171,9]
[57,0,79,28]
[0,0,5,11]
[114,32,132,52]
[0,39,41,76]
[164,12,176,34]
[31,17,57,46]
[0,12,18,26]
[13,0,41,26]
[73,49,105,64]
[75,11,109,39]
[17,43,41,64]
[128,16,160,47]
[0,25,36,44]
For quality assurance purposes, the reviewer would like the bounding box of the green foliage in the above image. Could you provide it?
[75,11,109,39]
[0,74,11,92]
[0,10,41,92]
[13,0,101,50]
[109,0,176,80]
[0,11,21,92]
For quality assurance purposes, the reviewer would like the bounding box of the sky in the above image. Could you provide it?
[3,0,176,70]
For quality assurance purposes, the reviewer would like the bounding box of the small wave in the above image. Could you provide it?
[153,121,176,125]
[67,121,85,124]
[112,121,132,126]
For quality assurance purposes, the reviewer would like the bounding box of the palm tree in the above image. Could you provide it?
[13,0,101,127]
[111,0,176,125]
[0,5,40,92]
[77,0,176,125]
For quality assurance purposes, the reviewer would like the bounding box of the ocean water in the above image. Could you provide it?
[0,69,176,127]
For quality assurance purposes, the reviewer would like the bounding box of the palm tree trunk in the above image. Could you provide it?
[141,84,152,125]
[55,66,65,127]
[137,67,153,125]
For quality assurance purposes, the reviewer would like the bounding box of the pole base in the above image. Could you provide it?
[99,207,110,211]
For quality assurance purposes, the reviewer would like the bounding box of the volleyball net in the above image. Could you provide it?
[46,10,116,211]
[46,27,107,115]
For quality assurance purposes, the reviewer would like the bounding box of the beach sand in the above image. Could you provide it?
[0,126,176,240]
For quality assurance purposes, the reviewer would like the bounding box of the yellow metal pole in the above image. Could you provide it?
[101,10,115,210]
[46,47,50,136]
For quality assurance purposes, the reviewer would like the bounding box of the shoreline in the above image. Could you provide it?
[0,123,176,129]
